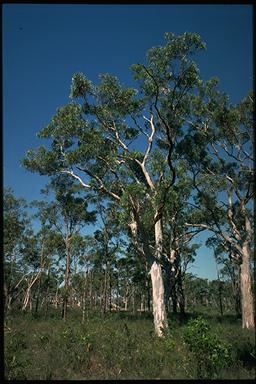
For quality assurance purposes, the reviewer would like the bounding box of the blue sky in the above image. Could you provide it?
[3,4,253,280]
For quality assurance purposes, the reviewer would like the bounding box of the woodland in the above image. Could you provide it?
[4,32,255,380]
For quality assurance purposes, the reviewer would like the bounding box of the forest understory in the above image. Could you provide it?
[4,307,255,380]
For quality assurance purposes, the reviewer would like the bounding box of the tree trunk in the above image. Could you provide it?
[177,273,185,315]
[62,237,71,321]
[132,288,135,314]
[218,282,224,316]
[124,282,129,311]
[82,270,87,323]
[22,272,41,311]
[103,266,108,314]
[150,261,168,336]
[140,294,145,313]
[89,271,93,310]
[240,244,254,329]
[150,219,168,337]
[35,275,42,314]
[54,286,59,309]
[109,270,112,312]
[44,285,50,319]
[116,274,120,310]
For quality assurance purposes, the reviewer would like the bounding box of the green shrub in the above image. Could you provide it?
[183,316,232,379]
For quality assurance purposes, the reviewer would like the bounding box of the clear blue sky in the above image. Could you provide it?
[3,4,253,280]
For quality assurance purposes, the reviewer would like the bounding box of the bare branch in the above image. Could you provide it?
[134,158,155,190]
[142,114,155,166]
[75,166,121,202]
[60,169,91,189]
[111,121,129,151]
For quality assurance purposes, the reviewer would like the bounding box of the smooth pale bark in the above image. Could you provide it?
[22,272,41,311]
[150,261,168,336]
[240,244,254,329]
[129,211,168,335]
[150,219,168,337]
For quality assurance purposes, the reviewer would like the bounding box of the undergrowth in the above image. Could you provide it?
[4,308,255,380]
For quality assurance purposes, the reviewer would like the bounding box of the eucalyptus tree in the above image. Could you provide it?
[207,236,241,316]
[23,32,207,335]
[19,231,42,311]
[179,87,254,328]
[160,174,201,314]
[32,176,96,319]
[3,188,31,312]
[64,233,90,313]
[220,261,241,316]
[27,202,66,314]
[92,202,121,313]
[183,275,210,308]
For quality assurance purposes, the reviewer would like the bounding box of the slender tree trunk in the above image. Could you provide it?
[22,272,41,311]
[177,272,185,315]
[54,286,59,309]
[109,272,112,312]
[99,277,103,313]
[140,294,144,313]
[22,287,31,311]
[44,285,50,319]
[124,283,129,311]
[82,270,87,323]
[240,244,254,329]
[116,274,120,310]
[218,283,224,316]
[150,219,168,337]
[62,237,71,321]
[132,289,135,314]
[103,266,108,314]
[89,271,93,310]
[35,275,42,314]
[5,254,17,313]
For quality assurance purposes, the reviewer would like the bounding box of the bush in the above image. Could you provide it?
[183,316,232,379]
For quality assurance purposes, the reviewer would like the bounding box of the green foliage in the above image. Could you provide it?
[4,310,255,380]
[183,316,232,378]
[4,188,29,258]
[70,73,92,99]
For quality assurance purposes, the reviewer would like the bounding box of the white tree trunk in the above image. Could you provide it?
[240,244,254,329]
[150,261,168,336]
[150,219,168,337]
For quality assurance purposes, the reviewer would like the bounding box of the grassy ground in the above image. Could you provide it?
[4,307,255,380]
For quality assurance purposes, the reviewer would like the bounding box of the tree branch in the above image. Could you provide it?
[60,169,91,189]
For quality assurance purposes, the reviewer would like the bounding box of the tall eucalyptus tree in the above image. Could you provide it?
[179,87,254,328]
[23,32,212,335]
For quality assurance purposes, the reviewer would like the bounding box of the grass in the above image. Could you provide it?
[4,307,256,380]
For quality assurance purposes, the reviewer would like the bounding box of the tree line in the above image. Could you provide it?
[5,32,254,335]
[4,185,246,321]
